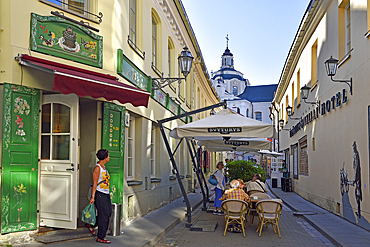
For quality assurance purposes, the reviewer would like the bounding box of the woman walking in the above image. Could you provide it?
[89,149,112,244]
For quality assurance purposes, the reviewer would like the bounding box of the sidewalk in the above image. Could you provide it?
[17,190,206,247]
[267,179,370,247]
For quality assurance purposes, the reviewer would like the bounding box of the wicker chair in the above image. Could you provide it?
[255,199,283,238]
[249,193,271,226]
[221,199,249,237]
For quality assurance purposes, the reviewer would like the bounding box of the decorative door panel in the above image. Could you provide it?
[40,94,78,229]
[2,83,39,234]
[102,102,125,206]
[40,175,71,220]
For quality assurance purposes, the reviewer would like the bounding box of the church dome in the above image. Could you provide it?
[222,47,233,56]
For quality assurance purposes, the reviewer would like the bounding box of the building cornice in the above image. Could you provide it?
[273,0,331,104]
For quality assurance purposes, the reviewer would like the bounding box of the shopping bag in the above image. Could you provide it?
[81,203,96,225]
[208,175,218,186]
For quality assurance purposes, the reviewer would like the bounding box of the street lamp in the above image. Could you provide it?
[300,85,318,105]
[279,119,289,131]
[324,56,352,95]
[152,47,194,90]
[286,105,300,120]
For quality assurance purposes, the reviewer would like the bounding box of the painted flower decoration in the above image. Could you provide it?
[14,96,30,115]
[14,184,27,195]
[15,115,24,128]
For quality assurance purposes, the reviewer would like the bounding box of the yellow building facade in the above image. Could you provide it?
[0,0,220,235]
[273,0,370,230]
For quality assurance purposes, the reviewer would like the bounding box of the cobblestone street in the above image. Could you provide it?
[155,192,335,247]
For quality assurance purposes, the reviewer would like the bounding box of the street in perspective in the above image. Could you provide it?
[1,0,370,246]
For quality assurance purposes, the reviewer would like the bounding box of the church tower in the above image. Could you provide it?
[211,35,249,101]
[221,36,234,69]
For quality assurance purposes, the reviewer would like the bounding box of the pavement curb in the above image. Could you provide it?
[267,182,343,247]
[139,191,209,247]
[142,198,205,247]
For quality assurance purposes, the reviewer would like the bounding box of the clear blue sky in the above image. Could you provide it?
[181,0,309,86]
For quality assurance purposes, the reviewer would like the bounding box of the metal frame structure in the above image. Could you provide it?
[157,101,226,227]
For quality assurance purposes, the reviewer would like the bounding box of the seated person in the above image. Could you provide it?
[237,179,245,190]
[246,174,268,194]
[220,179,249,202]
[244,174,256,191]
[219,179,249,233]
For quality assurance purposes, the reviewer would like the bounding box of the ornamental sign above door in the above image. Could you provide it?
[30,13,103,68]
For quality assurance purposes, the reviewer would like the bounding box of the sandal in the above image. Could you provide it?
[85,223,96,235]
[96,238,111,244]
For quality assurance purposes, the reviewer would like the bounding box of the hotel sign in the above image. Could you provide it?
[207,127,242,134]
[290,89,348,137]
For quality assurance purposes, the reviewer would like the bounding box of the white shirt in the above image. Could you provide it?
[95,164,110,194]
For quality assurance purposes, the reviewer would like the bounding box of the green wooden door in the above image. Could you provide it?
[102,102,125,206]
[1,83,39,233]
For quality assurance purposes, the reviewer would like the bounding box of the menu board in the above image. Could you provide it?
[117,49,150,91]
[153,88,167,107]
[168,98,178,115]
[108,111,120,151]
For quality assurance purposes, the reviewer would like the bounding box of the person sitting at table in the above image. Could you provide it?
[220,179,250,202]
[219,180,249,233]
[244,174,256,191]
[246,174,268,194]
[237,179,245,190]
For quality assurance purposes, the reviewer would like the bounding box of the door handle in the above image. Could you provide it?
[66,168,75,171]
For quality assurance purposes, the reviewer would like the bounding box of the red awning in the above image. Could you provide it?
[17,54,150,107]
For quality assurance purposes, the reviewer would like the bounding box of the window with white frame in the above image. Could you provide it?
[40,0,94,19]
[345,3,351,53]
[150,123,156,177]
[129,0,136,44]
[292,145,298,179]
[127,116,135,180]
[255,112,262,121]
[152,16,158,67]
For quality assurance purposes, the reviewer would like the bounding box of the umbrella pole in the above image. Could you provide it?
[191,139,209,202]
[186,138,207,211]
[159,123,193,227]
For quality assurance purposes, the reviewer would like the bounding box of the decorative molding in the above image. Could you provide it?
[157,0,186,47]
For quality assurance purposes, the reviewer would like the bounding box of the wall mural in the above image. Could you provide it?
[340,141,369,230]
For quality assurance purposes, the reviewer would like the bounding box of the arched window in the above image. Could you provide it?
[255,112,262,121]
[151,9,161,69]
[232,86,238,95]
[152,16,158,67]
[246,109,249,117]
[129,0,137,44]
[168,37,174,77]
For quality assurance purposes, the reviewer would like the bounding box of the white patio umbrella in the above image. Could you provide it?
[198,137,271,151]
[203,146,261,153]
[258,150,284,158]
[170,109,273,139]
